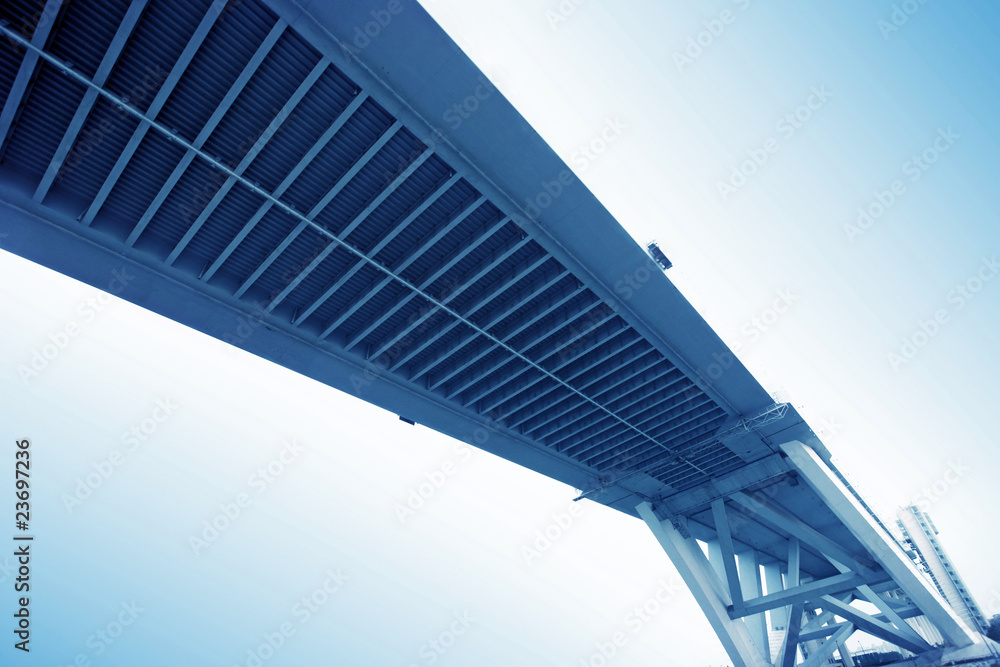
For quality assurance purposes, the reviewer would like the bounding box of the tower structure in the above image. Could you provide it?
[896,505,988,636]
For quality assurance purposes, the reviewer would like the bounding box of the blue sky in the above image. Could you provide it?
[422,0,1000,626]
[2,1,999,665]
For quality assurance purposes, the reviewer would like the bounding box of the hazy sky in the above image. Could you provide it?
[1,1,999,666]
[420,0,1000,622]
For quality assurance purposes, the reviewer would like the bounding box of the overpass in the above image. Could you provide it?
[0,1,990,664]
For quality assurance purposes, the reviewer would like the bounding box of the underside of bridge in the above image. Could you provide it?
[0,1,990,664]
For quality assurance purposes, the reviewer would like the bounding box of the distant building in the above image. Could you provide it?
[896,505,988,635]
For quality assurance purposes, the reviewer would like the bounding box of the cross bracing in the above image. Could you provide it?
[0,2,990,665]
[0,0,741,498]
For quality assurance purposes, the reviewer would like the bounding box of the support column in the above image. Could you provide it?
[780,440,977,649]
[800,609,827,663]
[738,549,770,663]
[764,559,786,657]
[707,539,729,596]
[776,537,803,667]
[637,502,769,667]
[713,499,745,616]
[838,638,856,667]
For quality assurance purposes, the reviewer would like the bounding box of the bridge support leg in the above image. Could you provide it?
[706,539,728,591]
[837,637,855,666]
[636,501,770,667]
[779,440,978,650]
[763,559,787,659]
[638,441,979,665]
[775,537,803,667]
[799,609,827,662]
[738,549,771,663]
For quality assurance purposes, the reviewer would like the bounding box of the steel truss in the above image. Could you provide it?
[636,440,980,667]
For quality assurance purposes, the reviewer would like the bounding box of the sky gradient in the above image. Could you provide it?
[2,1,999,665]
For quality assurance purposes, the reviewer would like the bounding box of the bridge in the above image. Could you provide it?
[0,1,992,664]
